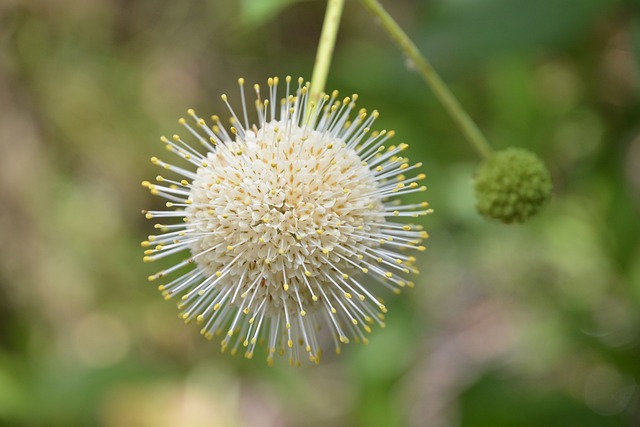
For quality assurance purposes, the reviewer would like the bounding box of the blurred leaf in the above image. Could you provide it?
[0,357,26,422]
[459,371,629,427]
[421,0,621,68]
[240,0,307,27]
[634,18,640,72]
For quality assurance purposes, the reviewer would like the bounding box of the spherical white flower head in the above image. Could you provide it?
[142,77,431,366]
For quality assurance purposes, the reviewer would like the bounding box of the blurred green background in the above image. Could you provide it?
[1,0,640,425]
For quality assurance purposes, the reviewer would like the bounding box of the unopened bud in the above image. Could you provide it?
[474,148,552,224]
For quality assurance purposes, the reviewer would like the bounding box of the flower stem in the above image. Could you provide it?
[309,0,345,105]
[359,0,493,160]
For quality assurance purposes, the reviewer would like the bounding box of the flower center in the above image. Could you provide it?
[185,120,384,316]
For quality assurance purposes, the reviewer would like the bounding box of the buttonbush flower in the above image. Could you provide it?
[142,77,430,365]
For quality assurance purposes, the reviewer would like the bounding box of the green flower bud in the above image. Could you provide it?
[474,148,552,224]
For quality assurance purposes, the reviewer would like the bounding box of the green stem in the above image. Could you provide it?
[309,0,345,105]
[359,0,493,160]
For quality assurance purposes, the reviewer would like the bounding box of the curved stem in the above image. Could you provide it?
[309,0,345,105]
[359,0,493,160]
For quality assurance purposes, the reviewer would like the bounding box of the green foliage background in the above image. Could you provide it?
[1,0,639,425]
